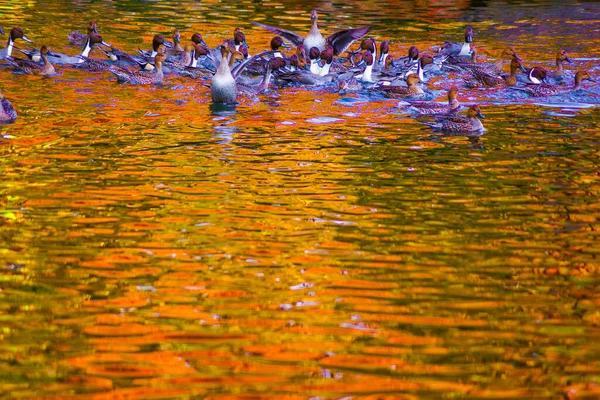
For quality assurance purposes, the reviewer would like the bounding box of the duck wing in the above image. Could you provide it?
[251,21,305,48]
[231,50,276,80]
[326,26,371,56]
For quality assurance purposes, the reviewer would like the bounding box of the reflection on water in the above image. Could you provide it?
[1,0,600,398]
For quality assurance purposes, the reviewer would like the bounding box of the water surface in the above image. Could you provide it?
[1,0,600,398]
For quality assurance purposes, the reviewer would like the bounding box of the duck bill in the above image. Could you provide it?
[281,41,291,50]
[93,26,99,34]
[200,39,208,47]
[565,55,572,63]
[513,54,522,62]
[519,64,527,73]
[22,34,32,43]
[46,49,59,57]
[243,40,249,49]
[101,40,112,48]
[589,76,596,82]
[477,111,486,119]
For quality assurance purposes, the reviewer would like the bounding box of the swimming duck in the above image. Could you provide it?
[0,27,32,59]
[515,70,595,97]
[550,49,572,78]
[406,87,460,115]
[466,57,526,88]
[461,47,520,76]
[22,33,111,65]
[376,40,389,69]
[244,36,290,75]
[395,45,419,66]
[401,54,435,82]
[274,47,342,86]
[0,90,17,122]
[439,26,473,58]
[138,34,174,61]
[7,45,56,75]
[109,53,166,85]
[232,27,249,52]
[423,104,486,133]
[191,33,208,47]
[165,43,194,69]
[373,73,424,99]
[189,44,216,71]
[68,21,98,45]
[169,29,184,55]
[252,10,370,56]
[522,66,548,84]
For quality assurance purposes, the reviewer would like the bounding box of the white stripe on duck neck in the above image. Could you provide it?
[378,53,388,65]
[150,50,157,58]
[319,61,331,76]
[5,37,15,58]
[529,69,542,84]
[80,39,94,59]
[459,42,471,56]
[274,51,282,58]
[310,59,321,74]
[360,63,373,82]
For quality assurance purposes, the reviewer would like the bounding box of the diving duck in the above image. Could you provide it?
[252,10,370,56]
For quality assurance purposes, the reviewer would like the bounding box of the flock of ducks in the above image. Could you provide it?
[0,14,597,134]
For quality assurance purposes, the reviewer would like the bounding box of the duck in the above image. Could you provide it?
[372,73,425,99]
[165,43,194,69]
[401,54,435,82]
[466,57,526,88]
[377,40,389,69]
[191,33,209,47]
[21,33,111,65]
[0,90,17,122]
[0,27,32,59]
[274,47,342,86]
[439,25,474,58]
[520,65,548,85]
[210,46,245,103]
[252,10,370,56]
[244,36,290,75]
[231,27,249,53]
[109,53,166,85]
[515,70,595,97]
[68,21,98,45]
[7,45,56,75]
[138,34,174,61]
[189,44,216,71]
[423,105,486,133]
[237,58,284,96]
[549,49,572,78]
[395,45,419,66]
[169,29,184,55]
[459,47,521,76]
[405,87,460,115]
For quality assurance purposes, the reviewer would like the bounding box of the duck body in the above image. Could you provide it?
[372,73,425,99]
[0,27,32,60]
[467,57,526,88]
[439,26,473,58]
[424,105,486,133]
[68,21,98,45]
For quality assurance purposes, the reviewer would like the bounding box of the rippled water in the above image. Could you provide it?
[1,0,600,398]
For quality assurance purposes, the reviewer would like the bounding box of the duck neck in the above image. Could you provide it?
[80,39,93,58]
[528,69,542,84]
[417,62,425,82]
[319,61,331,76]
[459,42,471,56]
[378,53,388,65]
[449,99,459,110]
[6,37,14,57]
[310,59,320,74]
[274,51,282,59]
[554,60,564,75]
[217,52,233,77]
[573,77,582,90]
[183,51,192,66]
[361,64,373,82]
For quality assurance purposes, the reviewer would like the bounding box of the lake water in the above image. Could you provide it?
[1,0,600,398]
